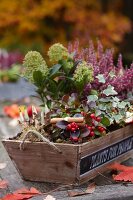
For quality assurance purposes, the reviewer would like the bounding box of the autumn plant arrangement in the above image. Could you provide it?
[15,42,133,144]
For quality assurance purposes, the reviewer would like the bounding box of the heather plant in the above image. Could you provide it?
[0,49,23,82]
[0,49,23,70]
[68,40,133,100]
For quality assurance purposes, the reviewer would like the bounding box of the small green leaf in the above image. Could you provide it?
[103,85,118,96]
[49,64,62,77]
[90,90,98,95]
[96,74,106,83]
[33,70,43,86]
[101,117,110,126]
[94,130,101,136]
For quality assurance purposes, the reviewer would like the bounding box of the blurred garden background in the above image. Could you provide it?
[0,0,133,94]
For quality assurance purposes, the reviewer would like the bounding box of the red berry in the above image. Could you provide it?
[87,126,92,131]
[96,117,101,122]
[90,113,95,119]
[98,126,105,132]
[67,124,71,130]
[90,131,95,137]
[91,126,95,130]
[71,127,76,132]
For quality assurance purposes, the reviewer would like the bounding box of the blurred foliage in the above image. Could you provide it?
[0,0,131,53]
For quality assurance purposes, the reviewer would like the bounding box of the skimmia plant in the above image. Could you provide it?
[19,42,133,143]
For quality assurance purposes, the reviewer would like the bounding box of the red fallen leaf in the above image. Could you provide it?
[0,180,8,189]
[108,163,133,172]
[1,187,41,200]
[68,182,95,197]
[108,163,133,183]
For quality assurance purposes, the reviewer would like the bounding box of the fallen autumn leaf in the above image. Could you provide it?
[108,163,133,183]
[1,187,41,200]
[68,182,95,197]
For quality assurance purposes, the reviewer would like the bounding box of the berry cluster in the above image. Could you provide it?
[90,113,101,122]
[86,113,105,137]
[66,122,79,132]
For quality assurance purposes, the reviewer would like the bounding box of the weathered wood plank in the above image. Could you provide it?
[3,141,79,184]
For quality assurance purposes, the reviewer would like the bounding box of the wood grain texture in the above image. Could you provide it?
[2,141,79,184]
[2,124,133,185]
[77,124,133,184]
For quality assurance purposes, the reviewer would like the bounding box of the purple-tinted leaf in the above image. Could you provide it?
[70,130,80,139]
[80,128,90,138]
[88,101,96,109]
[56,120,69,129]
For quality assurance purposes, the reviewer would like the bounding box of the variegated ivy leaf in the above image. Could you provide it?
[96,74,106,83]
[112,101,118,108]
[95,109,102,116]
[113,114,123,123]
[118,101,130,109]
[87,95,98,102]
[112,97,120,102]
[103,85,118,96]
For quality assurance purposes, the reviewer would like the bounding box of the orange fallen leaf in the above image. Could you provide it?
[3,104,20,119]
[68,182,95,197]
[0,180,8,189]
[108,163,133,183]
[1,187,41,200]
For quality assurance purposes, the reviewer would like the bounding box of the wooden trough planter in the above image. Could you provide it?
[2,124,133,185]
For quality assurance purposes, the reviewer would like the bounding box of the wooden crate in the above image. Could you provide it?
[2,124,133,185]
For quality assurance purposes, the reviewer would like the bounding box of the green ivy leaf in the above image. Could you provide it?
[103,85,118,96]
[96,74,106,83]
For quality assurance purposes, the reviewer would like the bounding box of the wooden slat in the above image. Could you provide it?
[2,141,79,184]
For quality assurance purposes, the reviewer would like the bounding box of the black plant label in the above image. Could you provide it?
[80,136,133,175]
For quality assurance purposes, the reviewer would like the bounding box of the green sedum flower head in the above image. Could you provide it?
[23,51,48,82]
[48,43,69,63]
[73,61,94,91]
